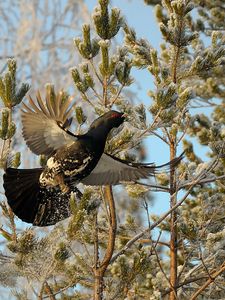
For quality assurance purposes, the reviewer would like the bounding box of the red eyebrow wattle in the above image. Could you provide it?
[110,113,121,118]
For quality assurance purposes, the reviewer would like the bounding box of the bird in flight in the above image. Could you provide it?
[3,92,183,226]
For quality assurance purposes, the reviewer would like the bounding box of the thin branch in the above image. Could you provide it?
[148,108,163,131]
[190,262,225,300]
[199,247,213,281]
[103,77,108,107]
[134,181,170,192]
[81,241,92,263]
[182,254,215,284]
[121,107,166,153]
[149,130,168,144]
[140,238,170,248]
[177,247,196,283]
[110,84,124,107]
[143,201,178,298]
[176,117,190,145]
[111,156,220,264]
[179,174,225,190]
[81,92,95,108]
[116,233,170,247]
[100,186,110,223]
[162,127,171,144]
[89,59,103,84]
[93,186,117,299]
[162,276,208,297]
[42,281,79,299]
[100,186,117,270]
[90,86,103,102]
[93,211,99,271]
[44,282,56,300]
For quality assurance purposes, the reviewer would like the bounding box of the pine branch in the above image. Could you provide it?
[162,276,208,297]
[190,262,225,300]
[111,155,221,263]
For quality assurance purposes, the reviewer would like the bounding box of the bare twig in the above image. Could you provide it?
[44,282,56,300]
[89,59,103,85]
[100,186,110,223]
[177,117,190,145]
[93,211,99,271]
[190,262,225,300]
[43,283,75,299]
[199,247,213,281]
[179,174,225,190]
[177,247,196,283]
[162,276,208,297]
[81,92,95,108]
[110,84,124,107]
[134,181,170,192]
[103,77,108,107]
[90,86,103,102]
[116,233,169,247]
[149,130,168,144]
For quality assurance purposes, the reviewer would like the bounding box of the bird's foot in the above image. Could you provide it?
[60,184,70,194]
[55,173,70,194]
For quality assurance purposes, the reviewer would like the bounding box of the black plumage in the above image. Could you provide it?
[3,93,183,226]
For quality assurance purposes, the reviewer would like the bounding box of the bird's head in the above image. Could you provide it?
[89,110,126,131]
[86,110,126,143]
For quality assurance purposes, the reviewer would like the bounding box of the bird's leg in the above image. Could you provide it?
[55,173,70,193]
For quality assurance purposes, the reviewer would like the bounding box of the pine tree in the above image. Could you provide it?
[0,0,89,90]
[0,0,225,299]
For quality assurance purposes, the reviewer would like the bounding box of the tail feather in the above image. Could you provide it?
[3,168,43,223]
[154,151,185,171]
[3,168,74,226]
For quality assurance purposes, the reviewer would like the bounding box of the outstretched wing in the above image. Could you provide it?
[81,152,183,186]
[21,92,77,156]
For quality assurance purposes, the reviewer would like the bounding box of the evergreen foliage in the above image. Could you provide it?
[0,0,225,299]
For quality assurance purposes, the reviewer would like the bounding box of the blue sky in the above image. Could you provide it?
[86,0,161,96]
[84,1,211,218]
[85,0,178,215]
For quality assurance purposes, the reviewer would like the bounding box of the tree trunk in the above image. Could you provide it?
[169,141,178,300]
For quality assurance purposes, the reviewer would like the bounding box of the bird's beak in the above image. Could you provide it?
[122,112,128,121]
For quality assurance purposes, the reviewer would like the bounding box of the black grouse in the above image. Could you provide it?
[3,93,183,226]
